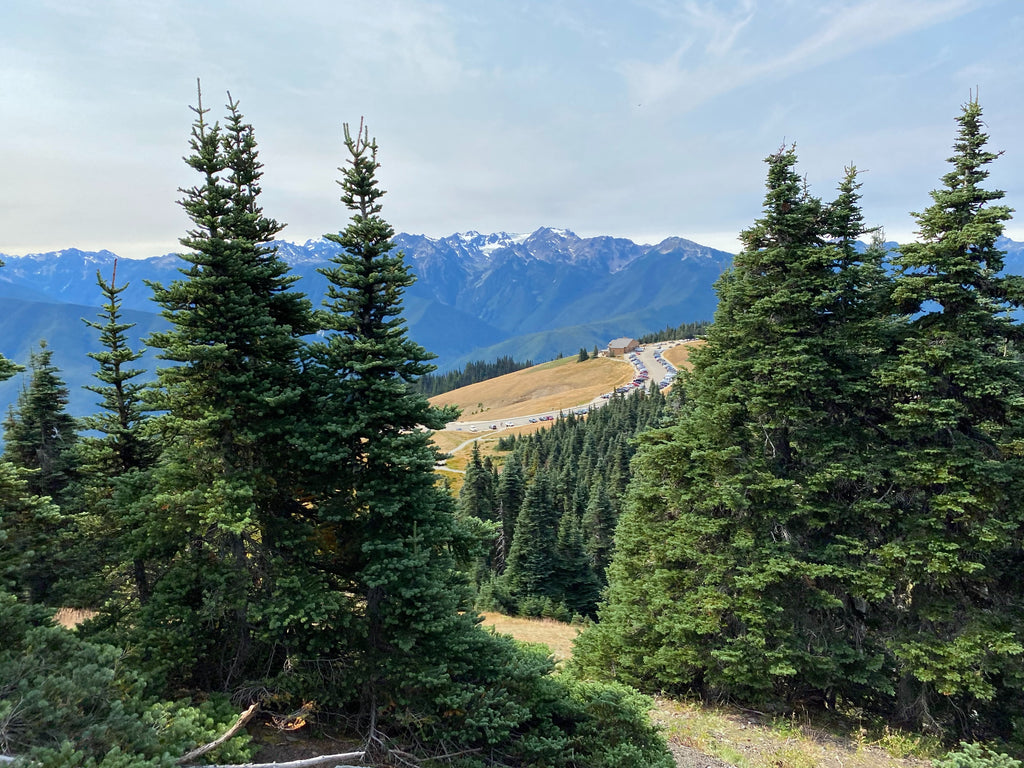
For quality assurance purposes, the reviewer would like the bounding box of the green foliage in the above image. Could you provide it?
[0,591,252,766]
[130,86,315,689]
[486,390,670,617]
[2,341,79,604]
[934,743,1022,768]
[577,347,589,362]
[575,100,1024,746]
[3,340,79,504]
[638,319,711,344]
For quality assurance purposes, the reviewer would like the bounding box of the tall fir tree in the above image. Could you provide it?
[874,97,1024,736]
[2,341,79,605]
[0,301,58,604]
[71,265,158,609]
[302,119,484,748]
[3,341,79,503]
[136,86,313,690]
[575,147,891,706]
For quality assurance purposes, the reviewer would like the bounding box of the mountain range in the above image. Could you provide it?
[0,227,734,416]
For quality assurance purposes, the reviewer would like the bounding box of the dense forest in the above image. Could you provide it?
[457,387,680,621]
[1,91,1022,766]
[637,320,711,344]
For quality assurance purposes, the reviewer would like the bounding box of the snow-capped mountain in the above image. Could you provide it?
[0,226,737,415]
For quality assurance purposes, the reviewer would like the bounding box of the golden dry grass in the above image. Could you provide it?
[477,611,580,661]
[662,339,703,370]
[53,607,97,628]
[429,356,633,422]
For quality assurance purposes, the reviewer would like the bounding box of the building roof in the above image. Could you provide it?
[608,337,637,348]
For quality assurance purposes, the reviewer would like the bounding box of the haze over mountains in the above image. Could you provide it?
[3,228,1023,418]
[0,227,733,416]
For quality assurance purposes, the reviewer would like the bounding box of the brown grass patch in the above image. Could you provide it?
[662,340,703,371]
[53,607,97,628]
[477,611,580,662]
[430,357,633,422]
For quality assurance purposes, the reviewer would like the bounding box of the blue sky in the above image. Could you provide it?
[2,0,1022,258]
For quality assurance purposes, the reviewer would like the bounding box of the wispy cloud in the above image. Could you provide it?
[621,0,983,109]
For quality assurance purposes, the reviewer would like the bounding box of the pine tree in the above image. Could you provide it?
[71,264,157,608]
[458,442,496,521]
[502,469,561,609]
[873,97,1024,735]
[2,341,79,605]
[303,119,488,748]
[3,341,79,503]
[494,450,525,571]
[136,86,313,689]
[575,147,890,704]
[0,316,58,605]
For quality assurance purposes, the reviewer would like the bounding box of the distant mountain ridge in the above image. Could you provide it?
[2,229,1022,418]
[0,227,734,415]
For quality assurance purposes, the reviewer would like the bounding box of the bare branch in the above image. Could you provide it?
[177,703,259,765]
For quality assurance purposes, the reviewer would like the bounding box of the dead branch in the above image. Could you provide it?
[177,703,259,765]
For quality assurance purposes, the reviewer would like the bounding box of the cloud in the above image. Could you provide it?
[620,0,982,109]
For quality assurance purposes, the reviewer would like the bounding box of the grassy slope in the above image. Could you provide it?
[429,355,634,422]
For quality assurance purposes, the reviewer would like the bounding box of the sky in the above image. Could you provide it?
[2,0,1022,259]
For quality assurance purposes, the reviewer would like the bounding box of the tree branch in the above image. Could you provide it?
[177,703,259,765]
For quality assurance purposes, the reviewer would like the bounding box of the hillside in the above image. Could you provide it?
[429,355,634,422]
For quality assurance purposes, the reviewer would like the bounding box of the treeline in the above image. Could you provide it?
[637,319,710,343]
[457,386,678,620]
[0,93,673,767]
[414,354,533,396]
[572,99,1024,750]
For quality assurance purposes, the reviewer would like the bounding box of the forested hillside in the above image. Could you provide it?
[456,387,679,620]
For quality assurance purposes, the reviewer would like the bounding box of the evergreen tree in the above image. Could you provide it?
[71,265,158,609]
[300,121,673,767]
[555,506,601,618]
[874,97,1024,735]
[494,450,525,571]
[458,442,496,521]
[502,470,561,606]
[582,476,616,582]
[302,119,485,748]
[2,341,79,604]
[136,87,313,689]
[0,318,57,605]
[575,147,890,706]
[3,341,79,503]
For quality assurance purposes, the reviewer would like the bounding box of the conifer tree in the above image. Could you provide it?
[72,265,157,608]
[575,147,889,705]
[458,442,496,521]
[494,450,525,570]
[2,341,78,604]
[137,87,313,689]
[3,341,79,503]
[0,315,58,604]
[874,97,1024,735]
[303,119,484,747]
[301,121,674,767]
[502,469,561,607]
